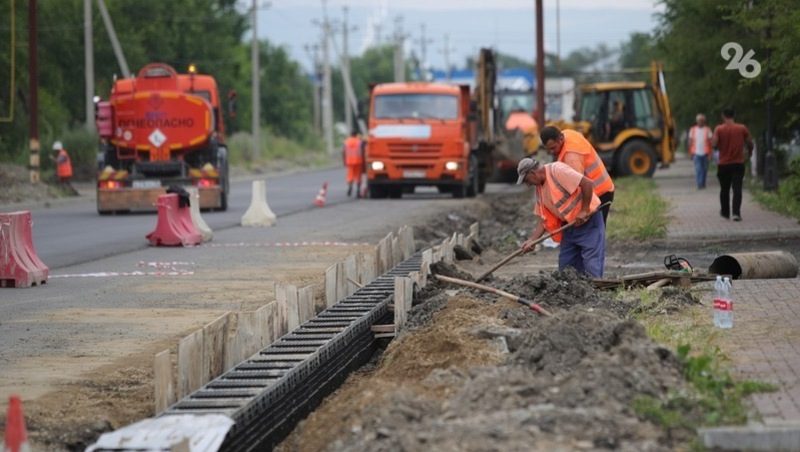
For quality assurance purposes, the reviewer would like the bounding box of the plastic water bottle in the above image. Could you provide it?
[713,276,734,329]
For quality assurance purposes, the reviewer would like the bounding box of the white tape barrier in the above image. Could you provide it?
[241,180,277,227]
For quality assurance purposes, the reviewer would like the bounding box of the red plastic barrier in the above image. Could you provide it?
[146,194,203,247]
[0,211,49,288]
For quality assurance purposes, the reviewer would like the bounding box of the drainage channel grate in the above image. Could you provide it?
[161,254,422,451]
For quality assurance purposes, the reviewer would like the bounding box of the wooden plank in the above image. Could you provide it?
[393,277,413,331]
[420,261,429,288]
[344,255,358,296]
[408,271,421,290]
[223,312,240,371]
[371,324,395,333]
[405,225,416,257]
[285,284,300,331]
[255,303,275,347]
[238,310,259,362]
[202,313,229,384]
[298,285,315,323]
[469,222,479,237]
[154,349,174,415]
[398,226,410,260]
[391,236,402,267]
[178,329,204,398]
[379,234,393,273]
[359,249,378,285]
[422,248,433,266]
[325,263,337,308]
[373,332,396,339]
[269,299,285,342]
[275,285,290,338]
[335,261,347,302]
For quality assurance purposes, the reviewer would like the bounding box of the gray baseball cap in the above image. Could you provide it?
[516,158,540,184]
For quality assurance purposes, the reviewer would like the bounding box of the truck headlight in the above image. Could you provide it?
[445,161,459,171]
[371,161,385,171]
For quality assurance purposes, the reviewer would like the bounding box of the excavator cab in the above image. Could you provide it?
[566,61,675,177]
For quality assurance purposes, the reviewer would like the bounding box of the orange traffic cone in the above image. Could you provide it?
[314,182,328,207]
[4,395,31,452]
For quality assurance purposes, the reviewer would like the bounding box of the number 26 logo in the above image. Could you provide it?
[721,42,761,79]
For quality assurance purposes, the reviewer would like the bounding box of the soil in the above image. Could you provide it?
[278,193,719,452]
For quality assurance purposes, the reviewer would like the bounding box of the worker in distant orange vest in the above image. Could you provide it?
[540,126,615,224]
[505,108,540,152]
[52,141,73,182]
[518,158,605,277]
[342,131,364,198]
[688,113,713,189]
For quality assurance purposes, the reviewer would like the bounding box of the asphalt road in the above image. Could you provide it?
[27,167,354,269]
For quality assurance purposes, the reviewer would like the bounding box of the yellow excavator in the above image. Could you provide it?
[549,61,675,177]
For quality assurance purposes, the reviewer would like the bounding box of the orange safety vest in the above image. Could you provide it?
[688,125,712,156]
[534,163,600,243]
[56,149,73,179]
[558,129,614,197]
[344,137,363,165]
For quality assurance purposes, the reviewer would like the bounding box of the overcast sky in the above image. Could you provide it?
[257,0,664,71]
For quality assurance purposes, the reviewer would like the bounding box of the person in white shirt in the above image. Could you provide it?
[688,114,713,189]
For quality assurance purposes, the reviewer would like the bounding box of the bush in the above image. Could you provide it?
[53,127,99,181]
[226,126,326,169]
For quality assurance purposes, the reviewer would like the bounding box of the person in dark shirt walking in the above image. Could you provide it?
[712,108,754,221]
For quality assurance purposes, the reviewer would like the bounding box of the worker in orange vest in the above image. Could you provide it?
[51,140,75,185]
[540,126,614,224]
[518,158,605,277]
[342,131,364,198]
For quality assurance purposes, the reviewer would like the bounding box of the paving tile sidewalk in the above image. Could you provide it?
[654,153,800,242]
[654,153,800,425]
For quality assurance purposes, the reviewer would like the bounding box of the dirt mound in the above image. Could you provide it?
[0,163,66,204]
[326,302,685,452]
[415,211,483,247]
[495,267,633,317]
[478,192,537,253]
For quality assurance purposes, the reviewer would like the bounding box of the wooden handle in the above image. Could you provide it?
[475,201,611,282]
[435,274,552,316]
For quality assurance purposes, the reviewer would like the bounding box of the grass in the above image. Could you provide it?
[623,288,777,442]
[606,176,669,241]
[227,128,330,171]
[748,165,800,220]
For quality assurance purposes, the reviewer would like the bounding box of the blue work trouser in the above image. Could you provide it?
[558,211,605,277]
[693,154,709,188]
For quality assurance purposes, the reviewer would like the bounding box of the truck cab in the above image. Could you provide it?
[366,82,483,198]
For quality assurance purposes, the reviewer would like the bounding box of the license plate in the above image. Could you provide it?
[402,170,426,179]
[132,180,161,189]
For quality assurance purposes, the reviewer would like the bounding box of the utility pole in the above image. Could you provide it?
[416,23,433,71]
[440,34,455,81]
[319,0,334,155]
[341,7,357,134]
[304,44,321,134]
[535,0,545,127]
[251,0,260,162]
[28,0,39,183]
[84,0,95,132]
[392,16,406,82]
[96,0,129,78]
[556,0,561,73]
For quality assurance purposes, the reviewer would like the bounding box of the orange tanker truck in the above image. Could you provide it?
[94,63,230,214]
[365,81,494,199]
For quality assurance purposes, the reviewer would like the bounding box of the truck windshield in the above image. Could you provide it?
[374,94,458,120]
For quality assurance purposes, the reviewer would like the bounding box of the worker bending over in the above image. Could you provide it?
[540,126,614,224]
[342,131,364,198]
[518,158,605,277]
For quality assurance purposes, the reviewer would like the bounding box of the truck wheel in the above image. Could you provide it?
[616,139,657,177]
[466,155,479,198]
[369,184,388,199]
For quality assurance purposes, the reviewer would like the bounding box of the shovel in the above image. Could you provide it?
[434,274,552,316]
[476,201,611,282]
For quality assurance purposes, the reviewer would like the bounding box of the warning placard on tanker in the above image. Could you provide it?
[111,92,213,150]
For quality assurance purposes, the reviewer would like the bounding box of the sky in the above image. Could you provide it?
[255,0,664,72]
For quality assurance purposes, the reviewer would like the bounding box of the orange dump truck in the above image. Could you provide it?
[94,63,229,214]
[365,82,493,198]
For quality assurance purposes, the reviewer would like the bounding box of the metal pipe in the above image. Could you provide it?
[709,251,798,280]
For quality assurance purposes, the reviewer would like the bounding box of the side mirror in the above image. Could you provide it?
[227,90,237,119]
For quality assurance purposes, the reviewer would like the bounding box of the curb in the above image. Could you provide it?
[699,423,800,451]
[664,227,800,245]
